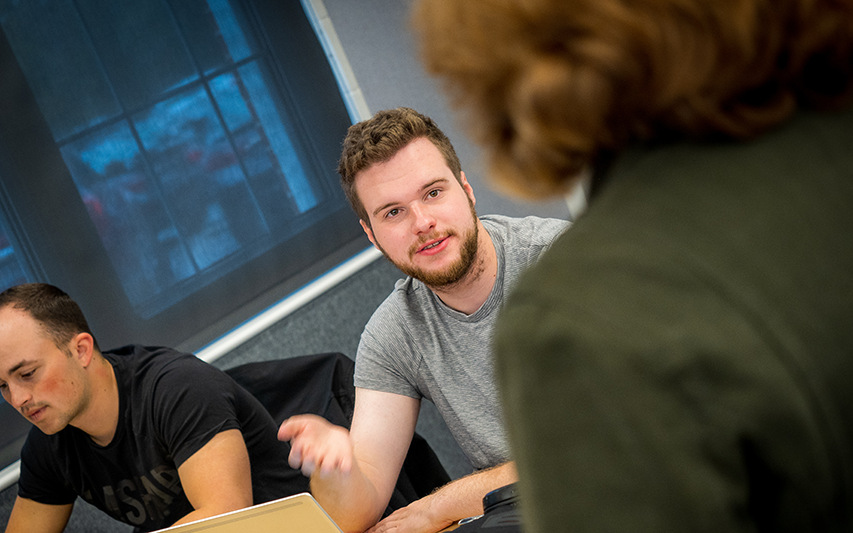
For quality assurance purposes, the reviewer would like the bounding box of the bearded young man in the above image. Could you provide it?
[278,107,569,533]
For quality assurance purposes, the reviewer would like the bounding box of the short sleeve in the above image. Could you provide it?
[17,429,77,505]
[150,357,243,467]
[354,321,422,399]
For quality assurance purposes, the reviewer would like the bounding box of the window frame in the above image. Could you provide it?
[0,0,366,350]
[0,0,372,482]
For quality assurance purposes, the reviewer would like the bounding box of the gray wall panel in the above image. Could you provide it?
[322,0,570,220]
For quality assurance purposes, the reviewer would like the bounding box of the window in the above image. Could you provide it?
[0,0,363,471]
[0,206,31,290]
[0,208,33,472]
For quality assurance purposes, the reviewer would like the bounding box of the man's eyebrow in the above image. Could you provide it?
[421,178,450,190]
[371,178,450,217]
[6,360,36,376]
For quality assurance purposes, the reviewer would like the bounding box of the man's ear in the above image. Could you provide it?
[460,171,476,206]
[71,333,96,367]
[360,219,379,249]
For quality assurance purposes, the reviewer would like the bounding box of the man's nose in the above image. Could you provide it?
[5,384,32,410]
[411,204,436,234]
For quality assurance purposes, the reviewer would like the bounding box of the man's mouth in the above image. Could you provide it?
[25,406,46,422]
[415,236,452,256]
[420,238,446,252]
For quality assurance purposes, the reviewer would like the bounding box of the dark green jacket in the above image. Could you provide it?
[495,106,853,532]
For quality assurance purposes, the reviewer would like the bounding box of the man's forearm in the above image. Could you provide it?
[310,460,387,533]
[433,461,517,520]
[368,462,518,533]
[170,501,250,528]
[5,497,73,533]
[422,461,518,523]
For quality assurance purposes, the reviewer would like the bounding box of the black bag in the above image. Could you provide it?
[454,483,523,533]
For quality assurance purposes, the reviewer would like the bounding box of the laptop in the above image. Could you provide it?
[152,493,344,533]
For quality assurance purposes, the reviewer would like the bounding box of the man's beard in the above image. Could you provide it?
[379,202,480,288]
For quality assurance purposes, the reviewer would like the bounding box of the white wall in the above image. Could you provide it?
[320,0,571,220]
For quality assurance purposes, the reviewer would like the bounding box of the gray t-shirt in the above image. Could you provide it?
[354,215,569,470]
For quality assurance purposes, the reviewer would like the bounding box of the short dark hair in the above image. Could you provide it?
[0,283,100,352]
[337,107,462,223]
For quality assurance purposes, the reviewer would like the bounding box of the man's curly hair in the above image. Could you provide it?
[414,0,853,198]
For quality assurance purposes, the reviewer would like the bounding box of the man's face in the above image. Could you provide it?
[0,306,91,435]
[357,137,481,288]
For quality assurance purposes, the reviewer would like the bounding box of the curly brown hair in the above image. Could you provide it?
[338,107,462,223]
[413,0,853,198]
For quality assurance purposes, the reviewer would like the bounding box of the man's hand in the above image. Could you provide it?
[277,390,421,533]
[366,495,452,533]
[369,461,518,533]
[278,414,354,478]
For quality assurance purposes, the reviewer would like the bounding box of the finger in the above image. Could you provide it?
[288,446,303,470]
[318,456,339,477]
[314,449,341,477]
[365,519,387,533]
[301,457,316,478]
[368,513,393,533]
[287,436,313,469]
[278,416,306,441]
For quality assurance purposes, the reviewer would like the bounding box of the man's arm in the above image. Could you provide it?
[4,496,72,533]
[281,388,518,533]
[279,388,420,533]
[169,429,254,527]
[366,461,517,533]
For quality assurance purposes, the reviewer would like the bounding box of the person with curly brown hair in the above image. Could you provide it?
[413,0,853,531]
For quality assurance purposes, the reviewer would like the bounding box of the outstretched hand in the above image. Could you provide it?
[278,414,354,478]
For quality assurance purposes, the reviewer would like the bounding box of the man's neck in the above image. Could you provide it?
[74,355,120,447]
[430,222,497,315]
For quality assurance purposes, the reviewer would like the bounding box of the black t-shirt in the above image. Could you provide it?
[18,345,308,532]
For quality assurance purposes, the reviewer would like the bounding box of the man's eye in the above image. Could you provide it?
[427,189,440,198]
[20,370,35,379]
[386,208,400,218]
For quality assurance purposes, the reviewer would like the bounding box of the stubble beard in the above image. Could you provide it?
[37,346,94,435]
[380,201,481,289]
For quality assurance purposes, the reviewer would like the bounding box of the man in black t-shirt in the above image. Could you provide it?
[0,283,307,532]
